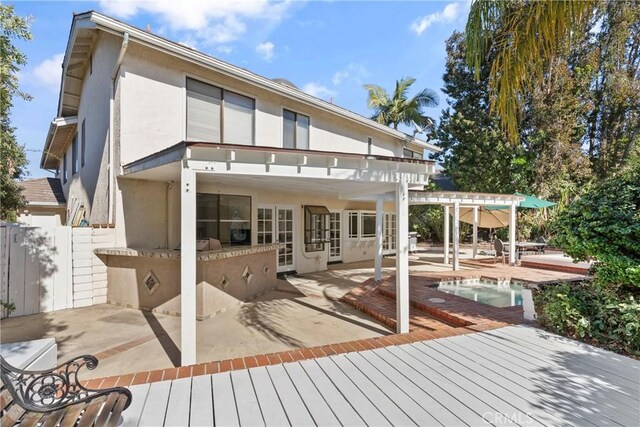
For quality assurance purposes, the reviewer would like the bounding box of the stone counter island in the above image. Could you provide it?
[94,244,279,319]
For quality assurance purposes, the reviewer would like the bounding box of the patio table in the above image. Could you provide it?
[503,242,546,259]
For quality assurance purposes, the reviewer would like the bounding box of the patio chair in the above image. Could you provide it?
[0,355,132,426]
[493,239,507,264]
[535,236,547,254]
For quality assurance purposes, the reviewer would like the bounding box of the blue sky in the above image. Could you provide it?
[11,0,469,179]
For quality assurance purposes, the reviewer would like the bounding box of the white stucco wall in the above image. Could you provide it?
[59,32,122,224]
[117,42,406,167]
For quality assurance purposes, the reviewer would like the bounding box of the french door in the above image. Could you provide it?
[383,213,397,255]
[257,205,295,272]
[328,211,342,262]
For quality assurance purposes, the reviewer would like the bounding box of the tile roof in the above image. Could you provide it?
[18,178,66,205]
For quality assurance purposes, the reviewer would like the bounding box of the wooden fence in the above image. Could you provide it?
[0,223,72,318]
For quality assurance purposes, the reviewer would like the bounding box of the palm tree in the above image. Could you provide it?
[465,0,595,142]
[363,77,439,130]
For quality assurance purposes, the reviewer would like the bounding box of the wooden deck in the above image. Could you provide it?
[122,325,640,426]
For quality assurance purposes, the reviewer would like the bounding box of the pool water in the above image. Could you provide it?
[434,278,523,308]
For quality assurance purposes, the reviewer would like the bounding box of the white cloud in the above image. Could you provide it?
[33,53,64,92]
[255,42,275,61]
[301,82,336,99]
[332,63,369,85]
[99,0,294,45]
[411,2,461,35]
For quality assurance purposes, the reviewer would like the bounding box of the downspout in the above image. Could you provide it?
[108,32,129,224]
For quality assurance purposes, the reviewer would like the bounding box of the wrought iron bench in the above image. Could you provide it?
[0,355,131,426]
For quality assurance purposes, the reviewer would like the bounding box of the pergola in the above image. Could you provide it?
[122,143,524,366]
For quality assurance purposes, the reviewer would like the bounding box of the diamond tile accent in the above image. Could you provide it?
[242,266,254,286]
[218,274,230,290]
[262,264,270,276]
[143,270,160,295]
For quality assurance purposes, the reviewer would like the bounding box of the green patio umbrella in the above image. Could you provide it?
[486,192,557,210]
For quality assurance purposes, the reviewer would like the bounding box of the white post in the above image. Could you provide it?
[443,205,450,265]
[509,204,517,266]
[452,202,460,271]
[395,180,409,334]
[180,164,197,366]
[472,206,478,258]
[375,196,384,281]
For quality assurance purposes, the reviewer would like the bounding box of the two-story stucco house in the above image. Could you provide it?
[40,12,522,365]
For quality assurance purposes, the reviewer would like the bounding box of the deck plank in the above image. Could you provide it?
[330,354,416,426]
[265,364,314,426]
[230,369,264,426]
[121,383,150,427]
[459,332,638,426]
[164,377,192,426]
[315,357,390,426]
[298,359,366,426]
[381,346,501,425]
[469,332,640,413]
[357,349,463,426]
[137,380,171,427]
[249,367,290,426]
[438,334,609,427]
[488,327,640,388]
[212,372,239,427]
[283,362,341,427]
[344,352,440,426]
[190,375,214,427]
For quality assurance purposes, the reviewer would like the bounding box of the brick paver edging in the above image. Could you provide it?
[82,325,477,390]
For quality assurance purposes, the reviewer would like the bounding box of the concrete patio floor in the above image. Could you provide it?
[0,246,587,380]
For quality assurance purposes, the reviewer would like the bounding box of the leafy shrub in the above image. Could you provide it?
[535,282,640,356]
[550,159,640,289]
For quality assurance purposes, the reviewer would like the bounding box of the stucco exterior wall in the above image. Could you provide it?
[116,178,395,274]
[59,32,122,224]
[118,42,405,167]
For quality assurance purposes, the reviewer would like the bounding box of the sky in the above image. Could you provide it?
[10,0,470,179]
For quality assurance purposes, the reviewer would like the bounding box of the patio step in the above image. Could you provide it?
[340,286,461,333]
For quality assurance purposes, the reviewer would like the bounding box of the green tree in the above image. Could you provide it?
[465,0,594,142]
[435,31,533,194]
[363,77,439,130]
[1,5,31,221]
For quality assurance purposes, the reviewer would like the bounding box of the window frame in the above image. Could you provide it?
[403,148,423,159]
[63,152,68,184]
[81,119,86,167]
[367,136,373,155]
[196,193,252,247]
[346,210,379,241]
[71,134,79,175]
[304,205,330,252]
[185,76,256,145]
[282,108,310,150]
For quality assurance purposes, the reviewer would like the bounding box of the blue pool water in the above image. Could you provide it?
[434,278,523,308]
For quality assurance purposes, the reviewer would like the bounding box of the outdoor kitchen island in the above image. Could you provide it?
[94,244,279,319]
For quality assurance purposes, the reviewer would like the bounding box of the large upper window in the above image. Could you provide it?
[283,109,309,149]
[186,78,255,145]
[63,152,68,184]
[403,148,423,159]
[81,119,86,167]
[196,194,251,246]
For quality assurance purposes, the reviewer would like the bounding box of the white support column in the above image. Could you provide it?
[509,204,517,266]
[180,164,197,366]
[443,205,450,265]
[452,202,460,271]
[374,196,384,281]
[472,206,478,258]
[395,180,409,334]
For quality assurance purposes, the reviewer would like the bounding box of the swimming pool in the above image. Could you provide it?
[434,278,523,308]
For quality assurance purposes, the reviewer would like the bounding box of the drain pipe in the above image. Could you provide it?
[108,32,129,224]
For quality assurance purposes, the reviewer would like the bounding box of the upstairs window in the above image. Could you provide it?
[81,119,86,167]
[186,77,255,145]
[283,109,309,149]
[72,134,79,174]
[403,148,423,159]
[367,136,372,155]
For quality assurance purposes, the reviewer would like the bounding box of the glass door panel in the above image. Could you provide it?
[329,212,342,262]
